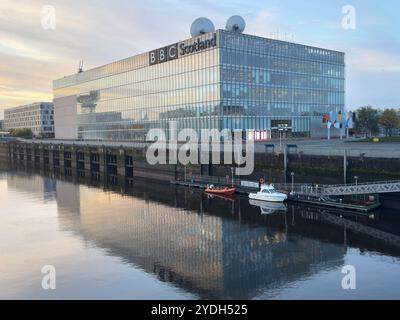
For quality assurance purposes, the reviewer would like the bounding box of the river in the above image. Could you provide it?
[1,167,400,299]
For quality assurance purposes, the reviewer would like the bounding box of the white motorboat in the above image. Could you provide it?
[249,199,287,215]
[249,184,288,202]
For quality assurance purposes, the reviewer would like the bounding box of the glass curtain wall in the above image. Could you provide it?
[219,30,345,137]
[54,30,344,141]
[54,41,220,140]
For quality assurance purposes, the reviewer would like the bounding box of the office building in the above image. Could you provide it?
[4,102,55,137]
[54,18,345,141]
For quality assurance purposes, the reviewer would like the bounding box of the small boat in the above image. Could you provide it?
[205,184,236,196]
[249,184,287,202]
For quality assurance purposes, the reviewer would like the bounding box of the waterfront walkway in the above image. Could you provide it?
[255,138,400,158]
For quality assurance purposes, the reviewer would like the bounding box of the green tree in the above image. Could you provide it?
[9,128,33,139]
[354,106,379,137]
[379,108,400,136]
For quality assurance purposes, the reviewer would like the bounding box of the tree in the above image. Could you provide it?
[9,128,33,139]
[354,106,379,137]
[379,109,400,136]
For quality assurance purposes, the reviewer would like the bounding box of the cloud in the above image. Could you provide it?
[347,48,400,72]
[0,32,59,60]
[0,0,246,116]
[246,8,280,38]
[0,0,398,118]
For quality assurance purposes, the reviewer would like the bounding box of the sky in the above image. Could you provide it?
[0,0,399,118]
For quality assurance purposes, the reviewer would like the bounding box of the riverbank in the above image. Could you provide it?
[1,140,400,186]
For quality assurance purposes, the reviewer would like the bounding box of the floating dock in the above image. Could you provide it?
[171,177,391,213]
[286,193,380,213]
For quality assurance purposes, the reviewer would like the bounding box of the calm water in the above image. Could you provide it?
[1,167,400,300]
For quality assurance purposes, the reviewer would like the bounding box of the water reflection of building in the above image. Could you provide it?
[55,180,345,299]
[5,169,400,298]
[55,180,81,231]
[6,173,56,201]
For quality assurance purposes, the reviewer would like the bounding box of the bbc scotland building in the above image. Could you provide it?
[53,19,345,141]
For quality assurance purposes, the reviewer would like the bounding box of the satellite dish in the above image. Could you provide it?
[190,17,215,37]
[226,15,246,33]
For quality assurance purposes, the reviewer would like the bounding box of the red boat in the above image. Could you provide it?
[205,186,236,196]
[206,193,236,202]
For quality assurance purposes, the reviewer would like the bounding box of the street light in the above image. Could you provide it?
[278,124,287,151]
[230,167,235,188]
[273,123,291,151]
[354,176,358,186]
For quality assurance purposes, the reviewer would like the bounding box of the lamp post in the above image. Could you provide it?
[272,123,292,152]
[230,167,234,188]
[354,176,358,186]
[278,123,287,151]
[291,172,295,193]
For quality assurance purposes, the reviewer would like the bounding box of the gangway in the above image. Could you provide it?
[274,180,400,212]
[322,180,400,196]
[276,180,400,197]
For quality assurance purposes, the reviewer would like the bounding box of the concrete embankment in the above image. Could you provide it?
[1,140,400,185]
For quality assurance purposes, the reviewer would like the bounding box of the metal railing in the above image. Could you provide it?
[274,183,325,196]
[322,180,400,196]
[180,174,240,187]
[277,180,400,196]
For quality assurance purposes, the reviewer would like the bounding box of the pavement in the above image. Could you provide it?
[254,138,400,158]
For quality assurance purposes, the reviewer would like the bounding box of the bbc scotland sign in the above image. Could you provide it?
[149,43,178,65]
[149,33,217,66]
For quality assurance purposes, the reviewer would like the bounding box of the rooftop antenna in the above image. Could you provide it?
[226,15,246,33]
[190,17,215,37]
[78,60,84,73]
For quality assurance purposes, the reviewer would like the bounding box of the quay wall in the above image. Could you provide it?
[1,141,400,185]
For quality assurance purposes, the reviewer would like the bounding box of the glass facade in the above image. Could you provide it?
[219,31,345,137]
[53,30,345,141]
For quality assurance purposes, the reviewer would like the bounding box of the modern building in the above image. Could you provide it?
[0,120,4,131]
[54,21,345,141]
[4,102,55,137]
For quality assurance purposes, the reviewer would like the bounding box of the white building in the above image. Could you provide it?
[4,102,54,137]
